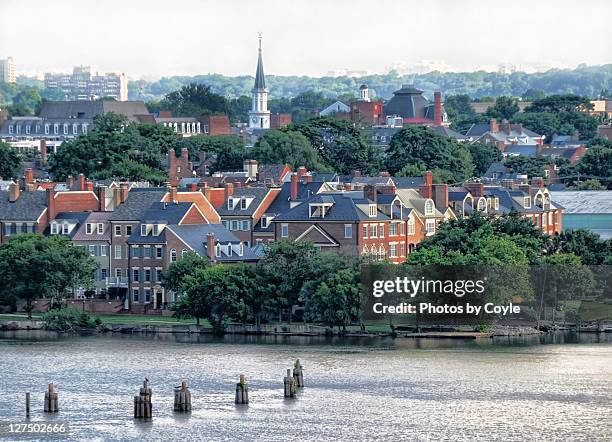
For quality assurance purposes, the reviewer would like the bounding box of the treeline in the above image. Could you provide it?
[128,64,612,101]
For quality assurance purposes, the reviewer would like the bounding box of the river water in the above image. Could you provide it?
[0,332,611,441]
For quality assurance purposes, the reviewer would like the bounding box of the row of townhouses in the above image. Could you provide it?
[0,160,563,313]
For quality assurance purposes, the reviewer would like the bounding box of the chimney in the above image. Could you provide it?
[434,91,443,126]
[46,189,56,222]
[207,231,216,264]
[187,183,198,192]
[305,174,313,183]
[489,118,499,133]
[8,182,20,202]
[531,177,545,189]
[168,148,176,177]
[77,174,86,191]
[181,148,189,161]
[96,185,107,211]
[243,159,258,180]
[500,119,511,134]
[39,139,47,164]
[66,175,75,189]
[25,168,34,186]
[224,182,234,200]
[464,182,484,198]
[198,179,208,190]
[291,173,298,201]
[120,183,129,203]
[169,186,178,204]
[297,167,307,179]
[364,184,377,204]
[432,184,448,210]
[113,187,121,208]
[423,171,433,187]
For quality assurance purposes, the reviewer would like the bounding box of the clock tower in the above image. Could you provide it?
[248,34,270,130]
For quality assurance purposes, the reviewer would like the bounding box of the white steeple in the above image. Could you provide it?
[248,34,270,130]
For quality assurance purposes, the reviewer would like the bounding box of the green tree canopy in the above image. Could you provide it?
[485,96,520,120]
[178,134,246,172]
[251,129,328,170]
[0,141,20,179]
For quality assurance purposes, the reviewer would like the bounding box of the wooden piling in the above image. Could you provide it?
[235,374,249,405]
[174,380,192,412]
[284,369,297,398]
[134,379,152,419]
[25,392,30,417]
[293,359,304,388]
[43,383,58,413]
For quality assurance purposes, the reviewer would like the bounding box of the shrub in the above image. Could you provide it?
[42,308,98,332]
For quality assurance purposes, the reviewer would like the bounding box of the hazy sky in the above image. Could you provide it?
[1,0,611,79]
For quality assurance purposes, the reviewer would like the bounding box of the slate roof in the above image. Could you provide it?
[465,123,490,138]
[351,176,394,186]
[108,189,166,221]
[392,176,425,189]
[0,190,47,221]
[254,47,266,90]
[217,187,272,216]
[72,211,114,241]
[51,212,90,238]
[258,164,288,182]
[550,191,612,214]
[310,172,338,182]
[168,224,260,262]
[263,181,325,215]
[504,145,538,156]
[141,202,193,224]
[384,85,433,120]
[430,125,468,141]
[274,193,389,222]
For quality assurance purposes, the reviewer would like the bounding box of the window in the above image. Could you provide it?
[425,200,435,215]
[100,245,108,256]
[86,223,93,234]
[133,289,140,303]
[25,125,30,134]
[241,220,251,231]
[477,199,486,211]
[369,224,377,238]
[73,123,78,135]
[54,123,59,135]
[389,223,398,236]
[97,223,104,234]
[51,223,59,235]
[261,217,269,228]
[227,244,233,257]
[8,125,13,134]
[379,224,385,238]
[524,197,531,208]
[141,224,147,236]
[155,269,162,282]
[369,205,377,217]
[63,123,68,134]
[114,225,121,236]
[45,124,49,135]
[241,198,248,210]
[144,290,151,303]
[426,219,436,234]
[170,249,177,262]
[88,245,97,256]
[389,244,398,258]
[82,123,88,134]
[115,268,122,278]
[114,245,122,259]
[239,243,244,256]
[228,199,236,210]
[231,220,240,231]
[407,219,415,235]
[100,268,107,280]
[363,225,368,238]
[62,224,69,235]
[144,269,151,282]
[132,246,141,258]
[181,249,188,259]
[156,247,163,259]
[16,125,21,134]
[281,223,289,238]
[344,224,353,238]
[126,225,132,236]
[215,244,222,257]
[144,247,152,258]
[132,269,140,282]
[152,224,159,236]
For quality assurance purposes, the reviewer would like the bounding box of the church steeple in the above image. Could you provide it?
[253,33,266,91]
[249,33,270,130]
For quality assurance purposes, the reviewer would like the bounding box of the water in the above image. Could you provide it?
[0,332,611,441]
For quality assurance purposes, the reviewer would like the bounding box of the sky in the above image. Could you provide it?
[1,0,611,79]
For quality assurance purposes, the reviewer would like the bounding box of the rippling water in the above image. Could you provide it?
[0,332,611,441]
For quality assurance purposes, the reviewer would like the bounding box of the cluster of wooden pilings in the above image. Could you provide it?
[133,379,152,419]
[43,383,59,413]
[23,359,306,419]
[173,381,192,412]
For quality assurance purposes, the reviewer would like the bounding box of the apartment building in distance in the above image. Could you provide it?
[0,57,16,83]
[44,66,128,101]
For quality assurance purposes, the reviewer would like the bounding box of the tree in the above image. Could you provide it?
[576,145,612,187]
[175,264,252,333]
[158,83,229,117]
[304,268,360,332]
[0,141,20,179]
[386,126,474,182]
[526,95,593,113]
[251,129,327,170]
[293,117,381,174]
[162,252,209,294]
[551,229,611,265]
[468,143,503,176]
[0,234,96,318]
[485,96,520,120]
[178,135,246,172]
[504,156,550,178]
[522,89,546,100]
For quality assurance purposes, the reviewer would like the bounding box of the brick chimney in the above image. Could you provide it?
[434,91,443,126]
[531,177,545,189]
[500,119,511,134]
[364,184,377,204]
[8,182,20,202]
[46,189,56,222]
[96,185,107,211]
[66,175,74,189]
[39,139,47,164]
[169,186,178,204]
[207,231,216,264]
[291,173,298,200]
[224,182,234,201]
[120,183,129,203]
[167,148,176,177]
[297,166,307,179]
[432,184,448,210]
[464,182,484,198]
[187,183,198,192]
[489,119,499,133]
[423,171,433,186]
[77,174,86,191]
[25,168,34,187]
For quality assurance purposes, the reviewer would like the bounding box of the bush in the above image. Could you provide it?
[474,324,492,333]
[42,308,99,332]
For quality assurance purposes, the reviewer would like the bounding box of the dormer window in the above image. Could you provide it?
[524,197,531,208]
[477,198,486,211]
[86,223,93,234]
[369,205,377,217]
[97,223,104,234]
[494,198,499,210]
[141,224,147,236]
[215,243,222,257]
[62,224,69,235]
[152,224,159,236]
[261,217,269,229]
[239,243,244,256]
[51,223,58,235]
[227,243,233,257]
[425,200,435,215]
[228,198,236,210]
[241,198,248,210]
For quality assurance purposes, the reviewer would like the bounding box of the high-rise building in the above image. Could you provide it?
[248,36,270,130]
[44,66,128,101]
[0,57,16,83]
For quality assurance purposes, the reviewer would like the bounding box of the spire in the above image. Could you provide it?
[254,33,266,91]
